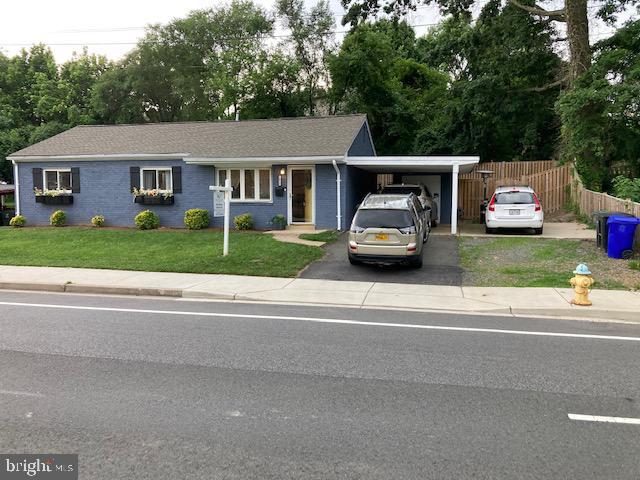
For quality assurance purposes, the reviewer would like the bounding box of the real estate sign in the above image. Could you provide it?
[213,191,224,217]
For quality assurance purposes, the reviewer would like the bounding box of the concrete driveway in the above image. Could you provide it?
[299,232,463,286]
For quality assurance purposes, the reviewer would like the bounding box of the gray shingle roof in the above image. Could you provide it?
[9,115,368,159]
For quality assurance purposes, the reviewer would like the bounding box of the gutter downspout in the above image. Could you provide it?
[12,160,19,215]
[332,159,342,231]
[451,163,459,235]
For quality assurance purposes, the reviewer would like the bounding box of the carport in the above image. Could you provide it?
[344,156,480,234]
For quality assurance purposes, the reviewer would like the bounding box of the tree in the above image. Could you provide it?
[341,0,639,84]
[413,1,562,161]
[557,20,640,190]
[330,21,448,153]
[276,0,336,114]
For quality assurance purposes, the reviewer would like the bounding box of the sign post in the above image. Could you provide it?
[209,179,233,256]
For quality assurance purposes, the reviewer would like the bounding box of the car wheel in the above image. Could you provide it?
[432,218,438,227]
[348,254,360,265]
[534,227,543,235]
[410,256,423,268]
[485,226,495,234]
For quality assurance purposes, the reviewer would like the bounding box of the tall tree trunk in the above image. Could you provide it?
[565,0,591,80]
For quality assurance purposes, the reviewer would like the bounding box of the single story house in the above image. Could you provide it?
[8,115,479,234]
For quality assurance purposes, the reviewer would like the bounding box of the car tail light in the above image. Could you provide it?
[407,243,417,252]
[349,241,358,251]
[399,225,416,234]
[350,225,364,233]
[488,195,496,212]
[534,194,541,211]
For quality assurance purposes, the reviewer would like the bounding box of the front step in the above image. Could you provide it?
[286,224,317,232]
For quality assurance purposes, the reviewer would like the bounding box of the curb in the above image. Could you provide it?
[0,282,637,324]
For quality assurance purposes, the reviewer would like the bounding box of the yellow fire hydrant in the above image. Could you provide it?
[569,264,594,306]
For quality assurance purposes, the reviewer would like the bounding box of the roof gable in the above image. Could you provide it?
[10,115,369,160]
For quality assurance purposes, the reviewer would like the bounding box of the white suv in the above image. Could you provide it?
[485,186,544,234]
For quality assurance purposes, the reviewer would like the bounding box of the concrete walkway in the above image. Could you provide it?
[0,265,638,323]
[264,230,326,247]
[460,222,594,240]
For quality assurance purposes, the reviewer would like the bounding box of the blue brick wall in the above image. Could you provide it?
[17,161,350,230]
[18,160,214,228]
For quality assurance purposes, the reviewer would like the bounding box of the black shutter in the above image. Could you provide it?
[32,168,43,190]
[71,167,80,193]
[130,166,140,191]
[172,166,182,193]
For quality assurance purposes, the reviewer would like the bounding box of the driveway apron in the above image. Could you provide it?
[299,232,463,286]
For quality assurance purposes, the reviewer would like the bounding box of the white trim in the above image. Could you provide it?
[216,167,272,203]
[287,165,316,225]
[140,167,173,192]
[9,153,188,163]
[12,160,19,215]
[188,156,344,166]
[451,164,460,235]
[332,159,342,230]
[42,169,72,193]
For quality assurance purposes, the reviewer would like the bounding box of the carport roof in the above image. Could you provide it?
[346,156,479,173]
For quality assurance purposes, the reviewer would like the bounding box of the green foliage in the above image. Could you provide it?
[611,175,640,202]
[134,210,160,230]
[234,213,254,230]
[413,4,561,161]
[629,260,640,271]
[557,20,640,190]
[50,210,66,227]
[184,209,210,230]
[9,214,25,227]
[270,214,287,229]
[91,215,105,227]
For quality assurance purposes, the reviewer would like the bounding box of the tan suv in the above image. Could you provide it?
[348,194,427,267]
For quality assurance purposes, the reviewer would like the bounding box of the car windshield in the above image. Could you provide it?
[354,209,414,229]
[495,192,535,205]
[382,186,422,196]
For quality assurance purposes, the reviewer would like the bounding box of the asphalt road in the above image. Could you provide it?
[0,290,639,479]
[300,232,463,285]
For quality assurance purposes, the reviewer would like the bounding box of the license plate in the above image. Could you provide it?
[509,209,520,215]
[375,233,388,241]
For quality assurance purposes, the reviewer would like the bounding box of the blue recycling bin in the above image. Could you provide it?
[606,215,640,259]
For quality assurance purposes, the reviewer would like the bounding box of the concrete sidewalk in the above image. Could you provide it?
[459,221,594,239]
[0,265,638,323]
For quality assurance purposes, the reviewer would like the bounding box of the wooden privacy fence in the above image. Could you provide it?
[570,176,640,218]
[459,163,573,220]
[460,160,555,180]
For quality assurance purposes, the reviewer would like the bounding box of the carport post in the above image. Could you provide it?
[451,163,459,235]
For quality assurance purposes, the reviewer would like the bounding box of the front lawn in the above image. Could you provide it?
[459,237,640,290]
[0,227,324,277]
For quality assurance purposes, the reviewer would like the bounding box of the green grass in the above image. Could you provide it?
[630,260,640,271]
[299,230,340,243]
[0,227,324,277]
[459,236,640,290]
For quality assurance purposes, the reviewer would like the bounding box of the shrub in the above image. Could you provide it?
[234,213,254,230]
[91,215,105,227]
[611,176,640,203]
[184,209,210,230]
[630,260,640,272]
[135,210,160,230]
[271,214,287,229]
[9,215,25,227]
[50,210,66,227]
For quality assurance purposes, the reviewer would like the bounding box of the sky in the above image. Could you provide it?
[0,0,630,63]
